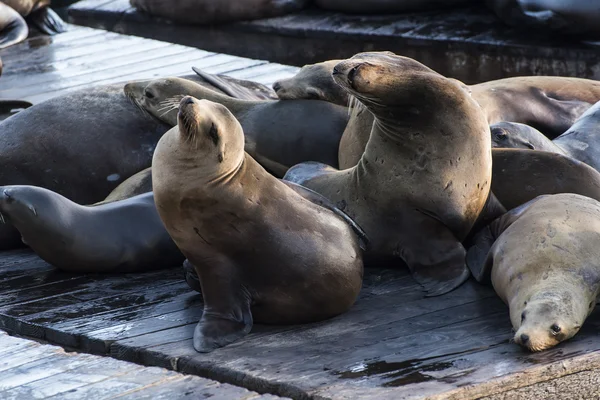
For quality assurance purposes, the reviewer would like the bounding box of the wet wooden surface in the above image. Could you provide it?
[67,0,600,84]
[2,23,600,400]
[0,330,284,399]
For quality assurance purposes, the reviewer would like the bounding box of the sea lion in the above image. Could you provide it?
[130,0,308,25]
[553,101,600,173]
[0,186,184,272]
[467,193,600,351]
[338,75,600,168]
[125,77,349,176]
[272,60,349,106]
[491,148,600,210]
[486,0,600,38]
[490,121,566,154]
[96,167,152,204]
[1,0,65,35]
[152,96,365,352]
[192,67,277,101]
[0,1,27,49]
[285,52,492,296]
[313,0,474,13]
[0,84,170,250]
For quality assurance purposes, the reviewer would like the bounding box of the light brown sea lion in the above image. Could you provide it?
[285,52,492,296]
[0,186,184,272]
[96,167,152,204]
[1,0,65,35]
[553,101,600,173]
[338,75,600,168]
[490,121,566,154]
[467,193,600,351]
[152,96,365,352]
[130,0,308,25]
[125,77,349,176]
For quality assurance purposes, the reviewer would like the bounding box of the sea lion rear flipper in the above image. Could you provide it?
[466,225,496,284]
[401,215,470,297]
[283,180,369,250]
[192,66,265,101]
[192,261,253,353]
[27,8,66,35]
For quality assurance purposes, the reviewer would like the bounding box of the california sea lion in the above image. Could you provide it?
[490,121,566,154]
[467,193,600,351]
[486,0,600,38]
[152,96,365,352]
[338,75,600,168]
[0,186,184,272]
[130,0,308,25]
[286,52,492,295]
[553,101,600,173]
[125,77,349,176]
[1,0,65,35]
[0,1,27,48]
[96,167,152,204]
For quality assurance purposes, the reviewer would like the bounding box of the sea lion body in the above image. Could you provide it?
[467,193,600,351]
[286,52,492,295]
[0,186,183,272]
[191,67,278,101]
[553,101,600,173]
[152,96,364,352]
[125,77,348,175]
[490,121,566,154]
[130,0,308,25]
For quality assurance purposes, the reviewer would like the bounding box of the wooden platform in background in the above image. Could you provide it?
[67,0,600,84]
[0,331,284,399]
[2,24,600,400]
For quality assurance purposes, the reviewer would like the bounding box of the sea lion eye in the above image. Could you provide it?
[144,89,155,99]
[493,130,507,141]
[550,324,561,334]
[348,65,361,85]
[521,311,526,322]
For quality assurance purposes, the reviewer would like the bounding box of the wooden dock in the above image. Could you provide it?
[67,0,600,84]
[0,331,284,399]
[2,24,600,400]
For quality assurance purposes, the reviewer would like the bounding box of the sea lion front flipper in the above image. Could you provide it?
[283,161,337,186]
[401,214,470,297]
[192,66,269,101]
[282,180,369,250]
[26,7,66,35]
[193,261,253,353]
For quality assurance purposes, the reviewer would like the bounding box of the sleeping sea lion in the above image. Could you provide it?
[124,77,349,176]
[285,52,492,296]
[467,193,600,351]
[130,0,308,25]
[490,121,566,154]
[553,101,600,173]
[0,186,183,272]
[152,96,365,352]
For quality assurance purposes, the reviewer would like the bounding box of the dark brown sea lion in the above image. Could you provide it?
[2,0,65,35]
[553,101,600,173]
[125,77,349,176]
[467,193,600,351]
[0,186,184,272]
[490,121,566,154]
[0,1,27,49]
[486,0,600,38]
[152,96,365,352]
[130,0,308,25]
[285,52,492,296]
[314,0,474,13]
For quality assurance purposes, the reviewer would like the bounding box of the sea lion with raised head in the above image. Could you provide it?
[490,121,566,154]
[467,193,600,351]
[0,186,184,272]
[152,96,365,352]
[125,77,349,176]
[285,52,492,295]
[130,0,308,25]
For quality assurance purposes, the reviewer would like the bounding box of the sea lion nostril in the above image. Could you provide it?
[184,97,194,105]
[272,82,282,92]
[520,334,529,344]
[332,65,342,75]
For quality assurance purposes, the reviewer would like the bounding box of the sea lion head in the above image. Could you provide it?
[490,122,536,150]
[124,77,201,126]
[272,60,349,105]
[171,96,244,176]
[513,290,587,352]
[0,186,42,225]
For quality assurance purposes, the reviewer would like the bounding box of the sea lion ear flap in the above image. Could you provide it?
[306,87,325,100]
